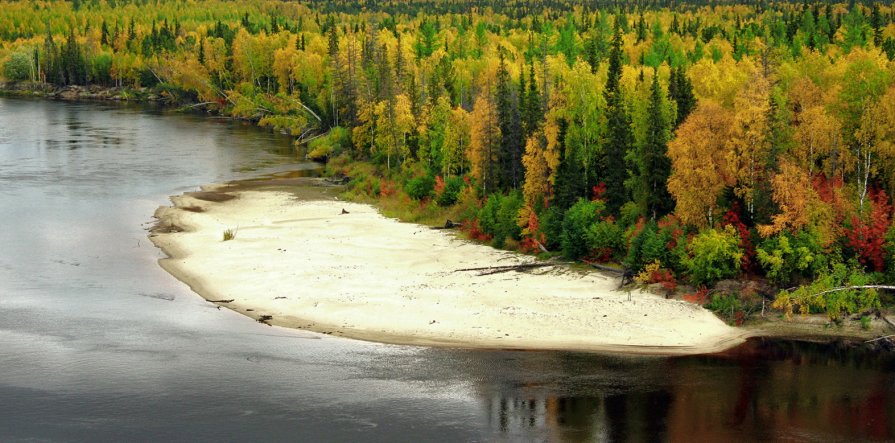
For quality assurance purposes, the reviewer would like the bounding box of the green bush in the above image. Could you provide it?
[307,126,350,160]
[883,223,895,283]
[478,194,501,237]
[682,225,743,285]
[756,231,826,285]
[705,294,743,324]
[561,198,604,259]
[477,192,523,248]
[139,67,160,88]
[436,176,464,206]
[494,191,523,248]
[3,49,33,82]
[91,53,113,85]
[587,219,625,261]
[541,205,565,251]
[773,262,881,321]
[405,174,435,200]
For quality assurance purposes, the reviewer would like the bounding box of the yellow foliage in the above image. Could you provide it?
[667,101,735,228]
[635,261,663,285]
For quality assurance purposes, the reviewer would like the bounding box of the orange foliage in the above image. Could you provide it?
[683,286,709,305]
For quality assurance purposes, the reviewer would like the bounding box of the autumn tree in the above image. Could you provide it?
[469,94,500,193]
[667,101,735,228]
[727,74,771,218]
[442,105,471,177]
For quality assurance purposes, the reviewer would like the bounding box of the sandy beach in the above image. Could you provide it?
[150,184,749,355]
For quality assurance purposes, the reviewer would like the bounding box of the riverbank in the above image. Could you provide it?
[0,82,166,102]
[150,180,750,355]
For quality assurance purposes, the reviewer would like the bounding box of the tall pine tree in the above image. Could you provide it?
[601,25,633,215]
[634,74,673,219]
[668,66,696,128]
[495,50,523,190]
[523,61,542,138]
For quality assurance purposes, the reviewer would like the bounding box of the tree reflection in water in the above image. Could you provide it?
[431,339,895,441]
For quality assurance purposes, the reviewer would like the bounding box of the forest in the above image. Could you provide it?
[2,0,895,324]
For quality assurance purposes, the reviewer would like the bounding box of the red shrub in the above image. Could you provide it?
[722,203,755,273]
[591,182,607,201]
[658,214,684,251]
[379,179,397,197]
[652,268,678,293]
[845,189,891,272]
[466,219,492,242]
[520,211,547,254]
[683,286,709,305]
[433,175,446,197]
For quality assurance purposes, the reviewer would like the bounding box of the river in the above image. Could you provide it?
[1,96,894,442]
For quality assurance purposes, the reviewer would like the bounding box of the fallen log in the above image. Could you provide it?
[208,299,234,303]
[865,334,895,343]
[431,219,463,230]
[883,316,895,330]
[806,285,895,297]
[583,261,626,274]
[583,261,633,288]
[455,263,554,276]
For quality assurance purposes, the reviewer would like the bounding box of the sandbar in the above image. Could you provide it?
[150,185,749,355]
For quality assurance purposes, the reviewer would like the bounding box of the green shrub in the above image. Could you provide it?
[756,230,826,285]
[494,191,523,248]
[139,67,160,88]
[587,220,625,261]
[883,223,895,283]
[618,201,643,228]
[705,294,743,324]
[773,262,881,321]
[561,198,604,259]
[541,205,565,251]
[477,192,523,248]
[626,218,685,273]
[476,192,523,248]
[91,53,113,85]
[405,174,435,200]
[436,176,464,206]
[3,49,33,82]
[478,194,501,237]
[682,225,743,285]
[307,126,350,160]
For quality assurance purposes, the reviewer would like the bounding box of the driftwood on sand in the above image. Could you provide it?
[431,219,462,230]
[455,263,555,276]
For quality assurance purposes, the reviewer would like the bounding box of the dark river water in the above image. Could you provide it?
[1,96,895,442]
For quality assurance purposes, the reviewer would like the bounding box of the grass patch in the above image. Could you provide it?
[223,227,237,241]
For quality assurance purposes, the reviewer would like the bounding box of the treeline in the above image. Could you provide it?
[3,0,895,321]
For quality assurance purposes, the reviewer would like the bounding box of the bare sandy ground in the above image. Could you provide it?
[150,186,749,355]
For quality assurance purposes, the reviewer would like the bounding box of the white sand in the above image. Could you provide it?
[150,187,749,355]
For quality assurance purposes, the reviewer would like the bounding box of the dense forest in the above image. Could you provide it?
[3,0,895,323]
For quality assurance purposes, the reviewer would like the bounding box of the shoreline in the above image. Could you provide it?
[0,82,165,103]
[150,179,753,355]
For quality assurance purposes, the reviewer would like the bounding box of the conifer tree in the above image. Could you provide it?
[634,75,673,219]
[495,50,523,190]
[668,67,696,128]
[601,25,633,215]
[523,62,542,137]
